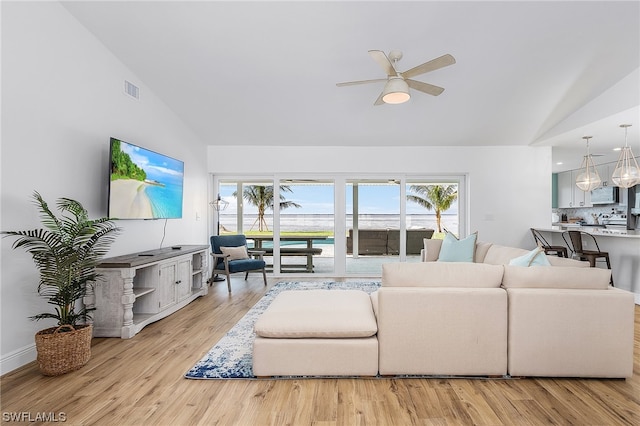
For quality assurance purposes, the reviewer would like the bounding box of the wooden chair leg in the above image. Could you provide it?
[262,268,267,286]
[224,261,231,293]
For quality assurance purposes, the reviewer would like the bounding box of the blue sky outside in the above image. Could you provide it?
[218,183,458,215]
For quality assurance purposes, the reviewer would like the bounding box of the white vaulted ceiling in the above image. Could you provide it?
[61,1,639,172]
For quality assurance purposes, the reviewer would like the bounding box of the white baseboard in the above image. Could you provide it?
[0,343,36,376]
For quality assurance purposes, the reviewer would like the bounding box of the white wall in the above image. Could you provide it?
[208,145,553,249]
[1,2,209,374]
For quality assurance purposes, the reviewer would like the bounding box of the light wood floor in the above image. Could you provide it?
[2,276,639,425]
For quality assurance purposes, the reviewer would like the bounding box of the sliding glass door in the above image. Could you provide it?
[216,178,335,274]
[346,180,401,274]
[213,174,464,276]
[276,179,335,274]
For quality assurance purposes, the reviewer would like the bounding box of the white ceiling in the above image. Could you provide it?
[61,1,640,173]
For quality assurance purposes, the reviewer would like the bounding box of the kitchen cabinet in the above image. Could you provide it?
[558,170,591,208]
[87,245,208,338]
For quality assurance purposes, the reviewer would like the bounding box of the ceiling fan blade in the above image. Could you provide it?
[374,91,385,106]
[336,78,387,87]
[401,54,456,79]
[406,79,445,96]
[368,50,397,77]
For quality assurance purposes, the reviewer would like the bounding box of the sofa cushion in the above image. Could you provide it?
[508,247,551,267]
[547,256,590,267]
[254,290,377,338]
[474,241,493,263]
[382,262,504,288]
[438,232,478,262]
[423,238,443,261]
[502,265,611,289]
[482,244,529,265]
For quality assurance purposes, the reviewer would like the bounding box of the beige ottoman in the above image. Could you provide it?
[253,289,378,377]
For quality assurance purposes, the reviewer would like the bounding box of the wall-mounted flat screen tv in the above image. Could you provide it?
[108,137,184,219]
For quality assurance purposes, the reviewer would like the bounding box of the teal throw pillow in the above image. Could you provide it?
[437,232,477,262]
[509,247,551,267]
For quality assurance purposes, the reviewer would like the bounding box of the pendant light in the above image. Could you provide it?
[575,136,601,192]
[611,124,640,188]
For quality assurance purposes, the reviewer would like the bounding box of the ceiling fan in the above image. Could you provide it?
[336,50,456,105]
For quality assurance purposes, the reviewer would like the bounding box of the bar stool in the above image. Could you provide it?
[530,228,568,258]
[562,230,613,286]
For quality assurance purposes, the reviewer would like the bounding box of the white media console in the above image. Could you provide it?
[86,245,209,338]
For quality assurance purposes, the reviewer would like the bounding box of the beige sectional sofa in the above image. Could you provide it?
[378,241,635,378]
[253,241,635,379]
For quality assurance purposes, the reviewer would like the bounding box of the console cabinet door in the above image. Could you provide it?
[176,258,192,302]
[158,263,177,310]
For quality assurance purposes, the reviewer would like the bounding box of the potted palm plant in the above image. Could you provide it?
[2,191,119,375]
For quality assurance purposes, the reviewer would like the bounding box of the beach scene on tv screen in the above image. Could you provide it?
[109,139,184,219]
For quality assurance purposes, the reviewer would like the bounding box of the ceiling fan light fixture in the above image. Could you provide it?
[382,78,410,104]
[575,136,602,192]
[611,124,640,188]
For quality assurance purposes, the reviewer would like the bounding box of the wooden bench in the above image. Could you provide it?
[261,247,323,272]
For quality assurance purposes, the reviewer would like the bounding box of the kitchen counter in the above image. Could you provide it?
[540,225,640,239]
[534,227,640,303]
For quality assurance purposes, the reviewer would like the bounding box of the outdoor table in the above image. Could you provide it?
[247,235,327,272]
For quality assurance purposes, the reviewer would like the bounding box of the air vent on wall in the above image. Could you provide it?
[124,80,140,100]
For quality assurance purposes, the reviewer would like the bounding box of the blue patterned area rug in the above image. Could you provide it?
[184,281,381,380]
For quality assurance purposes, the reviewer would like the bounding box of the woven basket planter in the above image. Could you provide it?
[35,324,93,376]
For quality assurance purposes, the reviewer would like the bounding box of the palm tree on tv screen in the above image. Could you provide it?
[407,184,458,233]
[234,185,301,232]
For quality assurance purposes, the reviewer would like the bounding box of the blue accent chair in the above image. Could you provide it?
[209,234,267,292]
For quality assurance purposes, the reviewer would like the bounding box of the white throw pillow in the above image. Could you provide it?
[220,245,249,260]
[508,246,551,267]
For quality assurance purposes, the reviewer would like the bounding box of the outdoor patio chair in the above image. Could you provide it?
[209,234,267,292]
